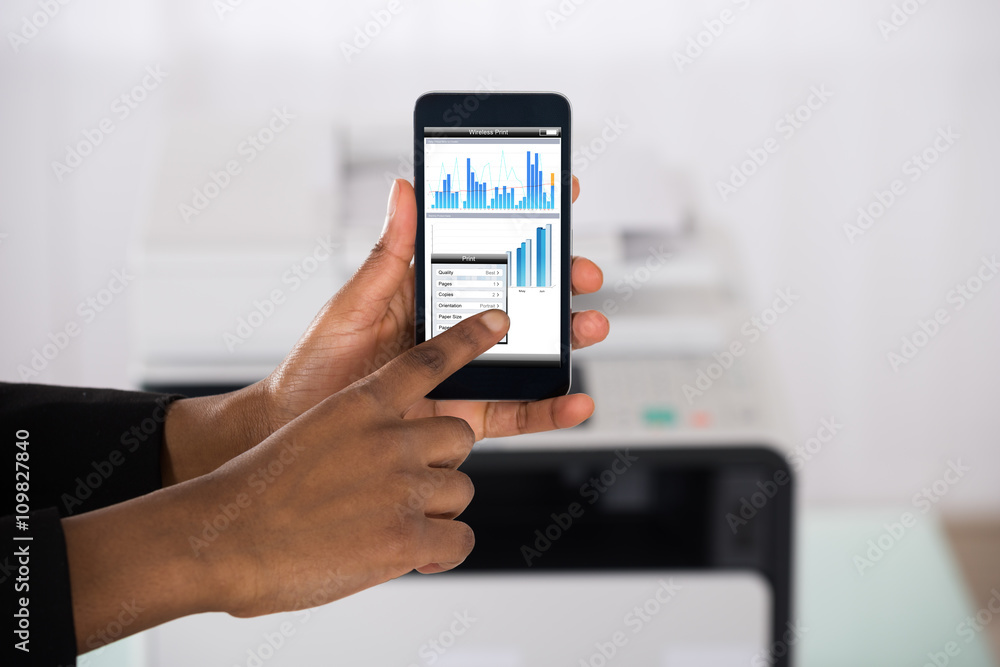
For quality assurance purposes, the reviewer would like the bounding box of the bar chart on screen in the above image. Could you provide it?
[427,148,561,212]
[508,224,552,287]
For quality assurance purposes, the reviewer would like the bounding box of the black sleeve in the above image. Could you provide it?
[1,383,183,667]
[4,510,75,666]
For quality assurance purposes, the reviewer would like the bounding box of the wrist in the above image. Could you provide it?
[63,480,232,652]
[162,381,274,486]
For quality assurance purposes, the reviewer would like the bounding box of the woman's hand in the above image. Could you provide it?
[205,310,513,617]
[163,178,609,486]
[65,311,516,650]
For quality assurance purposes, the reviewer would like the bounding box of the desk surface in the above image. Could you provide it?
[81,508,995,667]
[797,509,994,666]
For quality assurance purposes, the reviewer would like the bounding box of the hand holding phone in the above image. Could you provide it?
[415,92,576,400]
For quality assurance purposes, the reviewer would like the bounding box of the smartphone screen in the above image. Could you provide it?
[421,126,563,366]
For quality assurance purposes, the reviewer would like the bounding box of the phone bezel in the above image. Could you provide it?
[413,92,572,401]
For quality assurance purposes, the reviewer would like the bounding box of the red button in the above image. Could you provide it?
[691,411,711,428]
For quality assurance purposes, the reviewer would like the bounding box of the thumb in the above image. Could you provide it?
[334,179,417,322]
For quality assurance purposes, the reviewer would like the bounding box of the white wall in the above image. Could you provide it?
[1,0,998,511]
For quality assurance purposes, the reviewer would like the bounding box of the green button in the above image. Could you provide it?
[643,406,677,426]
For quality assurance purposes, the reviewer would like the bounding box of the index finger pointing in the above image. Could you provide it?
[362,309,510,414]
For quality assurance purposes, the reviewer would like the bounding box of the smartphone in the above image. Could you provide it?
[414,92,572,401]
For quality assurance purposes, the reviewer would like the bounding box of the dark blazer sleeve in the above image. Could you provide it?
[1,382,184,667]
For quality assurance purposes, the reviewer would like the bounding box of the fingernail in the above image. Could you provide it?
[382,180,400,236]
[480,309,509,334]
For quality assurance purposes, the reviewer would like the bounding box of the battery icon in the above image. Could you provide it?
[539,129,560,137]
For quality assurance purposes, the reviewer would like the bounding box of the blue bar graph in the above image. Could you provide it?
[508,225,552,287]
[429,151,557,210]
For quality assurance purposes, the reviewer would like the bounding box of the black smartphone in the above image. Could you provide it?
[414,92,572,401]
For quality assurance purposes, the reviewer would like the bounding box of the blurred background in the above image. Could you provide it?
[2,0,999,665]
